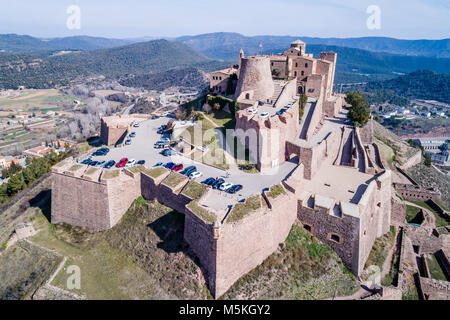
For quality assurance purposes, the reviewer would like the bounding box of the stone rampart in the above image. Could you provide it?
[394,183,441,202]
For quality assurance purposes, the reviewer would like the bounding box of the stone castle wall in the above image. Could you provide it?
[51,166,141,231]
[399,150,422,170]
[391,195,406,226]
[214,191,297,297]
[297,200,361,274]
[394,183,441,202]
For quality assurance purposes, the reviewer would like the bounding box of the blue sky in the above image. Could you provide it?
[0,0,449,39]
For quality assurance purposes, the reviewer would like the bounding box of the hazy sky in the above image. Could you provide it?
[0,0,449,39]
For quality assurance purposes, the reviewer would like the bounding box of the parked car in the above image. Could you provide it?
[155,141,169,148]
[92,147,109,156]
[212,178,225,189]
[219,182,233,191]
[181,166,196,175]
[129,132,136,138]
[247,108,257,114]
[133,123,140,127]
[95,160,106,167]
[125,139,132,145]
[189,171,203,179]
[136,160,145,165]
[164,162,175,169]
[88,160,98,167]
[154,162,164,167]
[171,164,183,171]
[260,112,269,118]
[104,160,116,168]
[125,159,136,167]
[80,157,91,164]
[116,158,128,168]
[202,177,216,186]
[228,184,243,194]
[161,149,176,156]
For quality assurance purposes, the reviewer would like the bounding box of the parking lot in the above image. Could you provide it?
[85,117,298,211]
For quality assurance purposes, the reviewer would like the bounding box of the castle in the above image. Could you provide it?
[51,41,395,298]
[210,40,343,171]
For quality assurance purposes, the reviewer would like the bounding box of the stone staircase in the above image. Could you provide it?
[269,82,283,105]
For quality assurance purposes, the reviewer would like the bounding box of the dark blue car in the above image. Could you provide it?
[212,178,225,189]
[228,184,243,194]
[181,166,196,176]
[164,162,175,169]
[202,177,215,185]
[104,160,116,168]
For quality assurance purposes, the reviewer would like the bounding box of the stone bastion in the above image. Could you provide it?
[51,159,297,298]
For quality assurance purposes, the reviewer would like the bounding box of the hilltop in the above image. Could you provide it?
[0,34,133,53]
[0,40,221,89]
[365,70,450,104]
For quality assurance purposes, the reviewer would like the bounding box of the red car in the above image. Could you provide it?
[116,157,128,168]
[171,164,183,171]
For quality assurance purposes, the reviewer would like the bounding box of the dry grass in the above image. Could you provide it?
[267,184,286,199]
[187,201,216,224]
[0,241,62,300]
[364,226,396,271]
[182,181,207,200]
[227,195,261,223]
[163,172,187,189]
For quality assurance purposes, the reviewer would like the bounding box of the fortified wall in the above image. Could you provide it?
[393,183,441,202]
[100,114,150,146]
[51,158,141,231]
[296,170,392,275]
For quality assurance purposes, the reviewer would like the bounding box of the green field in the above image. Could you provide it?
[0,89,80,112]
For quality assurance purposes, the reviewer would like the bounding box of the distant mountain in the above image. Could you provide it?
[0,39,220,89]
[176,32,450,59]
[176,33,450,84]
[365,70,450,104]
[0,34,134,53]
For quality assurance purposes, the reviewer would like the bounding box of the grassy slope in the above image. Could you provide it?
[222,225,358,300]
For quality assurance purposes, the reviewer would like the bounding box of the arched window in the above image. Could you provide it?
[245,93,250,99]
[301,71,304,76]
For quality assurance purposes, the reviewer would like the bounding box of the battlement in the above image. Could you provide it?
[100,114,150,146]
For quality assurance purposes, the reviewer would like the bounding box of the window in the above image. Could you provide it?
[305,63,308,68]
[303,224,313,233]
[328,233,342,244]
[245,93,250,99]
[301,71,304,76]
[294,71,297,77]
[295,62,298,67]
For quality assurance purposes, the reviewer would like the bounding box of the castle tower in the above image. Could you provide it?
[234,56,275,102]
[238,48,244,78]
[290,40,306,56]
[318,52,337,94]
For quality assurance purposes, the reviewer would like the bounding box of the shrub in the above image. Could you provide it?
[346,91,370,127]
